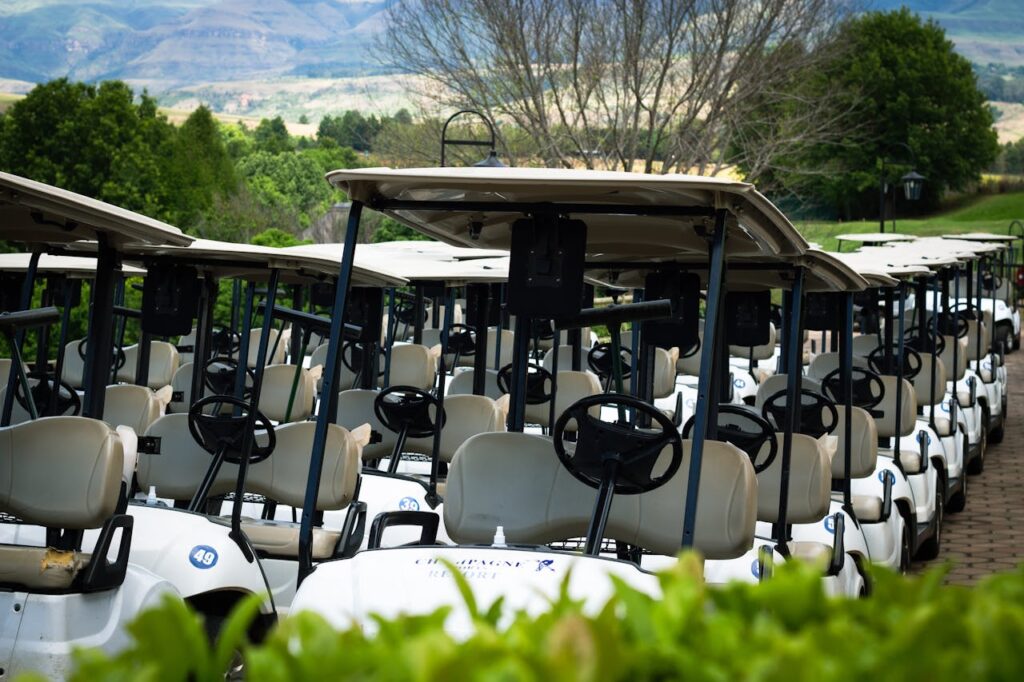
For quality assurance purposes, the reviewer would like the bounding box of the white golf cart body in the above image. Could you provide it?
[0,171,191,677]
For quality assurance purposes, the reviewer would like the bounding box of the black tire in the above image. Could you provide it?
[967,408,988,475]
[899,516,913,574]
[947,463,967,514]
[915,480,944,561]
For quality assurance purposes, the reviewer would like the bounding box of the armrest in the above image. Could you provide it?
[367,510,439,549]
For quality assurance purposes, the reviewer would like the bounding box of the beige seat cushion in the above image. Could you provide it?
[753,374,823,411]
[309,342,367,391]
[525,371,602,428]
[61,338,87,389]
[874,377,918,439]
[118,341,180,390]
[383,344,437,390]
[789,540,832,566]
[542,345,592,373]
[897,449,922,474]
[756,433,831,524]
[337,389,394,460]
[939,335,967,381]
[258,364,316,423]
[852,334,879,357]
[444,432,756,560]
[405,394,505,462]
[0,545,92,590]
[833,406,877,480]
[104,384,162,435]
[139,413,240,501]
[910,355,947,407]
[448,368,504,400]
[247,328,286,367]
[851,494,883,522]
[168,362,193,413]
[238,519,340,560]
[933,416,953,437]
[0,416,123,529]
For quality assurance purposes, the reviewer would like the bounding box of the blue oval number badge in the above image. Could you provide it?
[189,545,219,569]
[824,516,836,534]
[398,496,420,511]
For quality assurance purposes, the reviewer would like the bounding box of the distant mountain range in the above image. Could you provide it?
[0,0,1022,121]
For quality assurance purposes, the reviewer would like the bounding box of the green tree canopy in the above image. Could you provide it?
[0,78,177,220]
[253,116,293,154]
[164,105,237,225]
[236,150,338,228]
[739,8,1000,218]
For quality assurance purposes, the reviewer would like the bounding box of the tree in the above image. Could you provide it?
[0,79,177,220]
[383,0,850,174]
[253,116,293,154]
[235,151,339,228]
[748,9,999,216]
[317,111,383,152]
[164,106,237,225]
[250,228,312,248]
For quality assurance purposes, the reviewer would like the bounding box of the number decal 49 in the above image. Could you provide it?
[189,545,219,569]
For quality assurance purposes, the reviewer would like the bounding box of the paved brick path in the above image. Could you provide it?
[924,348,1024,585]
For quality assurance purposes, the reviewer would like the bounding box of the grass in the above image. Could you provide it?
[795,191,1024,251]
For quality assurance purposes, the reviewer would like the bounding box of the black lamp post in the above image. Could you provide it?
[440,109,506,168]
[878,143,924,233]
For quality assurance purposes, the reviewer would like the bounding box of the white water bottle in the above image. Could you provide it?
[146,485,158,506]
[492,525,507,547]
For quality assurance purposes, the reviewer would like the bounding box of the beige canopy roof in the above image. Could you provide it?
[834,232,916,245]
[0,252,145,277]
[326,167,809,263]
[71,238,406,288]
[368,240,508,261]
[0,171,192,248]
[942,232,1018,243]
[588,248,869,292]
[830,251,929,282]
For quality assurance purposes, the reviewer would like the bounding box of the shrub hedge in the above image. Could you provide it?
[22,555,1024,681]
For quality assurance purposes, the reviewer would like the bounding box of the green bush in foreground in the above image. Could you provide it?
[30,556,1024,681]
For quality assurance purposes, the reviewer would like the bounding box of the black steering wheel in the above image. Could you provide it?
[904,325,945,355]
[681,405,777,474]
[342,341,365,374]
[587,343,632,380]
[203,356,256,398]
[76,339,126,370]
[13,375,81,417]
[394,297,428,326]
[187,395,276,464]
[373,386,446,438]
[679,337,701,359]
[821,366,885,411]
[497,362,553,405]
[553,393,683,495]
[936,310,971,339]
[210,327,242,355]
[868,345,922,379]
[446,324,477,357]
[761,388,839,439]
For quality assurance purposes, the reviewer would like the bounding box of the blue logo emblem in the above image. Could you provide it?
[878,470,896,485]
[733,377,746,389]
[824,516,836,534]
[536,559,555,572]
[189,545,218,569]
[398,496,420,511]
[751,558,761,579]
[941,402,950,412]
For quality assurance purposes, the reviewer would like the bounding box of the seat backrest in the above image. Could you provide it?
[910,354,948,407]
[874,376,917,438]
[336,388,393,460]
[176,328,197,365]
[418,328,443,350]
[138,413,239,500]
[246,422,358,511]
[487,327,515,369]
[729,322,777,361]
[117,341,181,390]
[753,373,823,410]
[807,352,839,381]
[965,319,990,362]
[833,406,878,479]
[383,343,437,390]
[62,338,87,389]
[405,394,506,462]
[258,364,316,423]
[755,433,830,524]
[443,432,756,559]
[309,342,362,391]
[852,334,879,358]
[0,416,123,529]
[542,345,592,372]
[247,328,286,368]
[169,362,193,413]
[525,370,602,428]
[939,335,967,381]
[447,368,504,400]
[104,384,162,434]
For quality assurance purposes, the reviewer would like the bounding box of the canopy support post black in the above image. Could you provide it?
[299,201,363,584]
[840,292,854,508]
[680,209,727,550]
[774,266,805,556]
[468,284,490,396]
[1,249,40,426]
[82,237,120,420]
[507,314,532,432]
